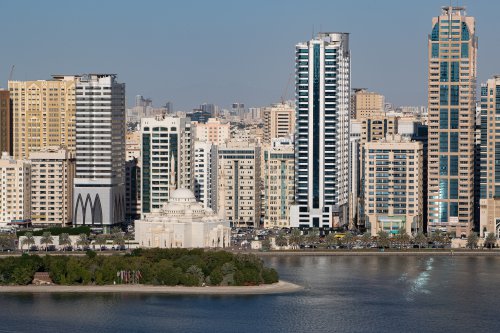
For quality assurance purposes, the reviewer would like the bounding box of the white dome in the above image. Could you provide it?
[170,188,196,202]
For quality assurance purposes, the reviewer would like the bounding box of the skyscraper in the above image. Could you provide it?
[73,74,126,229]
[8,76,76,159]
[0,90,12,155]
[290,32,350,228]
[262,102,295,143]
[427,7,477,236]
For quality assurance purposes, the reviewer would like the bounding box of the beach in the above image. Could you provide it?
[0,280,302,295]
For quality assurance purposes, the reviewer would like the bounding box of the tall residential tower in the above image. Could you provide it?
[290,32,350,228]
[427,7,477,236]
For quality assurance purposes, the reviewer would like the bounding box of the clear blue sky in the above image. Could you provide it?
[1,0,499,110]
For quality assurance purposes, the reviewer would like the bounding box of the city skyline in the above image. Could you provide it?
[1,1,500,110]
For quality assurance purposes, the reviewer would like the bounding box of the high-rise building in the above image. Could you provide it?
[193,141,218,211]
[73,74,126,229]
[262,102,295,143]
[364,135,424,235]
[351,88,385,119]
[29,147,75,227]
[291,32,350,228]
[140,116,192,214]
[427,7,477,236]
[217,139,261,228]
[8,76,77,159]
[263,137,295,228]
[0,90,12,155]
[0,152,31,227]
[480,76,500,237]
[192,118,230,145]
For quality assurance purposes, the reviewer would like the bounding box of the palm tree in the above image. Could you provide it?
[113,233,125,248]
[40,232,54,251]
[360,232,372,249]
[0,234,15,251]
[376,230,390,249]
[95,234,107,250]
[289,229,303,249]
[76,233,89,249]
[274,233,288,249]
[343,232,355,250]
[484,233,497,249]
[22,232,35,252]
[325,233,337,249]
[413,232,428,249]
[58,233,72,251]
[466,232,479,249]
[430,230,445,248]
[305,228,320,247]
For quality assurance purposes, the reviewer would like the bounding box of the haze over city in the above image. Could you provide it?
[1,0,500,110]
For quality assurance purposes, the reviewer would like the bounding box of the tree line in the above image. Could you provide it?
[0,249,279,287]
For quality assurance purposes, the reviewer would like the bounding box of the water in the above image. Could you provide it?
[0,255,499,332]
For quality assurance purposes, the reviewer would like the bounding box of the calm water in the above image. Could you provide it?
[1,255,499,333]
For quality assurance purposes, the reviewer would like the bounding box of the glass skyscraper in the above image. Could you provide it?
[290,32,350,228]
[427,7,477,236]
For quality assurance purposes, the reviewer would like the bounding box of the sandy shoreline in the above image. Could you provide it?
[0,280,303,295]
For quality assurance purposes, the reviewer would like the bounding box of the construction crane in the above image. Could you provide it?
[281,70,294,104]
[8,65,15,81]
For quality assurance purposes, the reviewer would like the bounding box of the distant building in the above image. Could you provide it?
[29,147,75,227]
[73,74,126,229]
[193,118,230,145]
[218,139,261,228]
[263,138,294,228]
[262,102,295,143]
[0,152,31,227]
[0,90,12,156]
[364,135,423,235]
[351,88,385,119]
[135,188,231,248]
[8,76,77,159]
[140,116,192,214]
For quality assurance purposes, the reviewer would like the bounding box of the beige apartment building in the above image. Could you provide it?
[217,139,261,228]
[0,90,12,155]
[427,7,477,236]
[262,102,295,143]
[263,138,294,228]
[0,152,31,227]
[8,76,76,159]
[193,118,230,145]
[364,135,423,236]
[351,88,385,119]
[29,147,75,227]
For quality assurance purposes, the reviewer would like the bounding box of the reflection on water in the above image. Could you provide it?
[1,256,499,333]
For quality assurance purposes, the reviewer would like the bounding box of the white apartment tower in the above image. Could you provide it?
[291,32,351,228]
[193,141,218,211]
[140,116,192,214]
[73,74,126,229]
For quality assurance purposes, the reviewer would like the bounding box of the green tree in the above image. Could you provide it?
[274,233,288,249]
[376,230,390,248]
[413,232,428,249]
[0,234,16,251]
[305,228,320,246]
[360,233,372,249]
[22,232,35,252]
[95,234,107,250]
[289,229,303,249]
[186,265,205,286]
[484,233,497,249]
[343,232,355,250]
[40,232,54,251]
[466,232,479,249]
[325,233,337,248]
[58,233,72,251]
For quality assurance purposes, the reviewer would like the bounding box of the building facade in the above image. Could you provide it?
[218,139,261,228]
[262,102,295,143]
[263,138,294,228]
[351,88,385,119]
[364,135,424,235]
[140,116,192,214]
[0,90,12,156]
[480,76,500,236]
[0,152,31,227]
[427,7,477,236]
[29,147,75,227]
[193,141,218,211]
[192,118,230,145]
[291,32,350,228]
[73,74,126,229]
[8,76,76,159]
[135,188,230,249]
